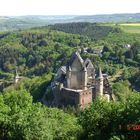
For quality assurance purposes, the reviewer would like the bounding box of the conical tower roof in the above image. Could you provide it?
[67,51,84,67]
[99,67,103,78]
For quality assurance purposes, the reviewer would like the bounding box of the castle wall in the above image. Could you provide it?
[79,88,92,108]
[61,88,92,108]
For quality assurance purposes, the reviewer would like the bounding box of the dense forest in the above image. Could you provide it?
[0,22,140,139]
[48,22,121,40]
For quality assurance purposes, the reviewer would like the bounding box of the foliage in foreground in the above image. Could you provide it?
[79,93,140,140]
[0,88,140,140]
[0,90,81,140]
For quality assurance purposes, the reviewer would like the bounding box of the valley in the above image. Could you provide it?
[0,21,140,139]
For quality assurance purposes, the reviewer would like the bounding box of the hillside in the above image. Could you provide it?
[74,13,140,23]
[0,23,133,78]
[0,16,49,31]
[1,13,140,31]
[0,23,140,94]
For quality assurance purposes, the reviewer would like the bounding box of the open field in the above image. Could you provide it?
[119,23,140,26]
[102,23,140,34]
[119,23,140,33]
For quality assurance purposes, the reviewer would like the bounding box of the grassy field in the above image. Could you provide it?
[119,23,140,26]
[119,23,140,33]
[102,23,140,34]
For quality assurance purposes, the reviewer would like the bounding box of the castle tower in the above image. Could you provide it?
[98,67,103,96]
[66,66,71,88]
[14,69,20,84]
[66,51,85,89]
[104,94,110,102]
[83,67,87,90]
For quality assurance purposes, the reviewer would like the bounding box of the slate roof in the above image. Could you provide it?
[84,58,94,68]
[67,51,84,68]
[60,66,66,74]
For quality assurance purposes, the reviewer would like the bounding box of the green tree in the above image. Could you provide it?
[79,93,140,140]
[0,89,82,140]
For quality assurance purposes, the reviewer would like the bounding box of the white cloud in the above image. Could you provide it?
[0,0,140,16]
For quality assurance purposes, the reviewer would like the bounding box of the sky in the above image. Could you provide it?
[0,0,140,16]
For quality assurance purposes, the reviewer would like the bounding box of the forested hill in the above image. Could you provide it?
[48,22,121,39]
[0,23,140,97]
[0,24,140,79]
[0,23,122,78]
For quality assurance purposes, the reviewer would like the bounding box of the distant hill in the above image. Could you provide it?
[0,13,140,31]
[74,13,140,23]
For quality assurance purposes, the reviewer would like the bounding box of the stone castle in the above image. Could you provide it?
[51,52,112,108]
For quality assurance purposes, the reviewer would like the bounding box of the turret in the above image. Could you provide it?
[98,67,103,96]
[14,68,20,84]
[83,67,87,90]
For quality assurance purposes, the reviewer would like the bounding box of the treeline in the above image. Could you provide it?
[48,22,121,40]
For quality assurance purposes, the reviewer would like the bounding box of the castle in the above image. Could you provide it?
[51,52,112,108]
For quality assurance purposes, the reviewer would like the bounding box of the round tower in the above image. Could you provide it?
[83,67,87,90]
[98,67,103,96]
[14,69,20,84]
